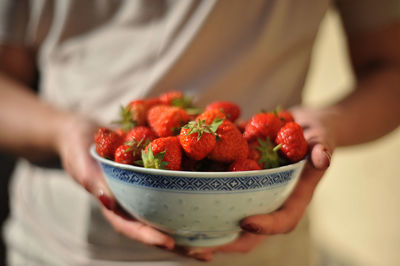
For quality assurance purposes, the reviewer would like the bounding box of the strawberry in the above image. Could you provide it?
[94,127,124,159]
[196,109,226,125]
[128,100,149,127]
[273,106,295,124]
[142,137,182,170]
[248,138,286,169]
[229,159,262,171]
[278,110,295,124]
[205,101,241,122]
[147,105,190,137]
[123,126,157,161]
[243,112,283,141]
[115,128,126,139]
[124,126,157,144]
[115,144,136,164]
[275,122,308,162]
[146,97,162,107]
[248,140,262,164]
[236,120,248,133]
[179,118,223,160]
[208,120,249,163]
[159,91,185,105]
[116,98,163,130]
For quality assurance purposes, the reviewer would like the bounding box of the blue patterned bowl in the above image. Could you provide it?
[90,145,306,247]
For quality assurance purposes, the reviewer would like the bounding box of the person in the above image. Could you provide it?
[0,0,399,265]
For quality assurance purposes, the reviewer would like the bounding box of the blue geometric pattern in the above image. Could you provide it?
[102,163,294,191]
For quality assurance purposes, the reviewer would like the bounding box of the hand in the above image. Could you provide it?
[185,106,335,260]
[240,107,333,235]
[176,232,267,261]
[55,114,175,250]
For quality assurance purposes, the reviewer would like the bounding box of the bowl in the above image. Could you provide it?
[90,145,306,247]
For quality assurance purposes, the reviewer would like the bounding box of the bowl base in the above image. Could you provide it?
[173,232,239,247]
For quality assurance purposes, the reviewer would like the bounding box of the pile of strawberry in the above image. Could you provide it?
[94,91,308,172]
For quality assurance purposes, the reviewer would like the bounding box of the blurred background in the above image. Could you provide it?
[0,7,399,266]
[304,9,400,266]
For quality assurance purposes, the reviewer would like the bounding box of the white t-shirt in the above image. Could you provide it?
[1,0,399,265]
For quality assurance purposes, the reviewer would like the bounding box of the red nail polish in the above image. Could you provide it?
[98,194,113,210]
[242,223,261,233]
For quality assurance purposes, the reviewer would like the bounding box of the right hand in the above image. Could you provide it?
[55,113,175,250]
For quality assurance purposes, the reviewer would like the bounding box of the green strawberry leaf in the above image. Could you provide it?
[210,118,224,133]
[112,105,137,131]
[171,96,193,108]
[186,107,204,115]
[257,138,281,169]
[142,146,168,169]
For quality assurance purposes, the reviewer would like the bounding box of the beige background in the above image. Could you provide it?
[304,9,400,266]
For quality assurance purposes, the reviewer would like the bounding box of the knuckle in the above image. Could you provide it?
[80,176,92,193]
[282,222,298,234]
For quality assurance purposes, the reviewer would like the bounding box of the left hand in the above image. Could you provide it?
[181,106,335,261]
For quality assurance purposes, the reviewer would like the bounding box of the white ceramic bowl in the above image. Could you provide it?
[90,145,306,247]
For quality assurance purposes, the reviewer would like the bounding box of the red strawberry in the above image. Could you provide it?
[159,91,184,105]
[115,128,127,139]
[248,138,286,169]
[229,159,262,171]
[196,109,226,125]
[275,122,308,162]
[142,137,182,170]
[147,105,190,137]
[128,100,149,127]
[205,101,241,122]
[94,127,124,159]
[208,120,249,163]
[248,140,262,165]
[123,126,157,161]
[146,97,162,107]
[278,110,295,124]
[115,144,136,164]
[116,98,163,130]
[243,113,283,141]
[236,120,248,133]
[179,118,223,160]
[125,126,157,144]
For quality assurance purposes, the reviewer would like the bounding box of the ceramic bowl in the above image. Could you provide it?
[90,145,306,247]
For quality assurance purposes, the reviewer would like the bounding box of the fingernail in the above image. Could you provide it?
[98,193,113,210]
[159,240,174,251]
[241,223,262,233]
[323,149,332,167]
[155,244,170,250]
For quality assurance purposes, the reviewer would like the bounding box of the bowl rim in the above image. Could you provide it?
[90,144,307,178]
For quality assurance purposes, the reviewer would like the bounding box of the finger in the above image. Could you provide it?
[102,207,175,250]
[216,232,267,253]
[310,143,331,170]
[303,128,333,170]
[241,163,325,234]
[74,143,117,210]
[175,246,214,262]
